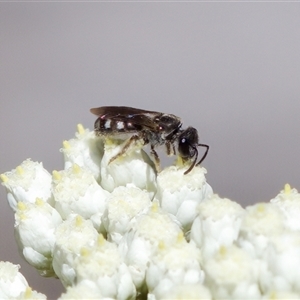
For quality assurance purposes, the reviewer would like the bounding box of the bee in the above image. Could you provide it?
[90,106,209,174]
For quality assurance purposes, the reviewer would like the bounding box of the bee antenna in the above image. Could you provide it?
[184,143,209,175]
[196,144,209,166]
[184,146,198,175]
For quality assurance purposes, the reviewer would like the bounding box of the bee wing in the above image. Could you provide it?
[90,106,162,130]
[90,106,161,116]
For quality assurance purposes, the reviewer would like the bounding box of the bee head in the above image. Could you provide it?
[177,127,209,174]
[178,127,199,159]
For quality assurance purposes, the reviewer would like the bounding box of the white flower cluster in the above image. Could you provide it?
[0,261,46,299]
[1,124,300,299]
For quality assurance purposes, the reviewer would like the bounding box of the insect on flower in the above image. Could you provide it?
[90,106,209,174]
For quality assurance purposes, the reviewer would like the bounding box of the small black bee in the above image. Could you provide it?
[90,106,209,174]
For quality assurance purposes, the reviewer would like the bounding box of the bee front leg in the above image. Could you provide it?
[165,141,176,156]
[150,145,161,173]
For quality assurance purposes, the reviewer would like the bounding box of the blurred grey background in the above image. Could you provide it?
[1,2,300,299]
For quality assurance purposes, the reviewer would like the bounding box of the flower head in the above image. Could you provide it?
[157,283,212,300]
[60,124,104,181]
[156,165,213,232]
[238,202,286,259]
[52,215,99,287]
[102,185,152,244]
[146,237,204,299]
[15,287,47,300]
[75,236,136,300]
[52,164,109,231]
[190,194,245,259]
[14,198,62,276]
[204,245,261,299]
[100,137,157,198]
[0,262,29,299]
[270,184,300,231]
[119,204,183,291]
[1,159,53,211]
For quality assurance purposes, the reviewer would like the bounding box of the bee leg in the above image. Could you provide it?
[108,135,141,164]
[165,141,176,156]
[150,145,161,172]
[172,143,176,156]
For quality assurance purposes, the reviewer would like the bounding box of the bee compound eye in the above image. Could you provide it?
[178,138,191,158]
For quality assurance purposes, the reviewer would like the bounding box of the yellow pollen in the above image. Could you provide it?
[268,291,277,300]
[16,166,24,175]
[158,241,165,251]
[80,247,90,257]
[63,140,71,149]
[52,170,62,181]
[17,202,26,211]
[24,287,32,298]
[77,123,85,135]
[0,174,8,183]
[19,213,27,221]
[175,156,184,167]
[75,215,83,227]
[177,231,184,243]
[72,164,81,174]
[35,198,44,206]
[219,245,227,257]
[256,203,266,213]
[135,139,144,148]
[284,183,291,194]
[151,202,159,213]
[97,234,106,247]
[105,137,115,146]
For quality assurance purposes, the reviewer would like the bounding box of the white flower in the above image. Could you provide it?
[146,236,204,299]
[15,287,47,299]
[270,184,300,231]
[58,281,109,299]
[154,283,212,300]
[11,123,300,298]
[102,185,152,244]
[60,124,103,181]
[52,215,99,287]
[52,164,109,232]
[14,199,63,277]
[257,230,300,294]
[75,235,136,300]
[0,159,53,211]
[0,262,29,299]
[262,290,300,299]
[236,202,290,294]
[156,166,213,232]
[119,203,183,291]
[190,194,245,259]
[99,138,157,198]
[237,202,286,259]
[203,245,261,299]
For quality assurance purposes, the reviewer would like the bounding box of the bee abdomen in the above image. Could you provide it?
[94,117,142,135]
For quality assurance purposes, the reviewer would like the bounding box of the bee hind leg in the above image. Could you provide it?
[108,135,142,164]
